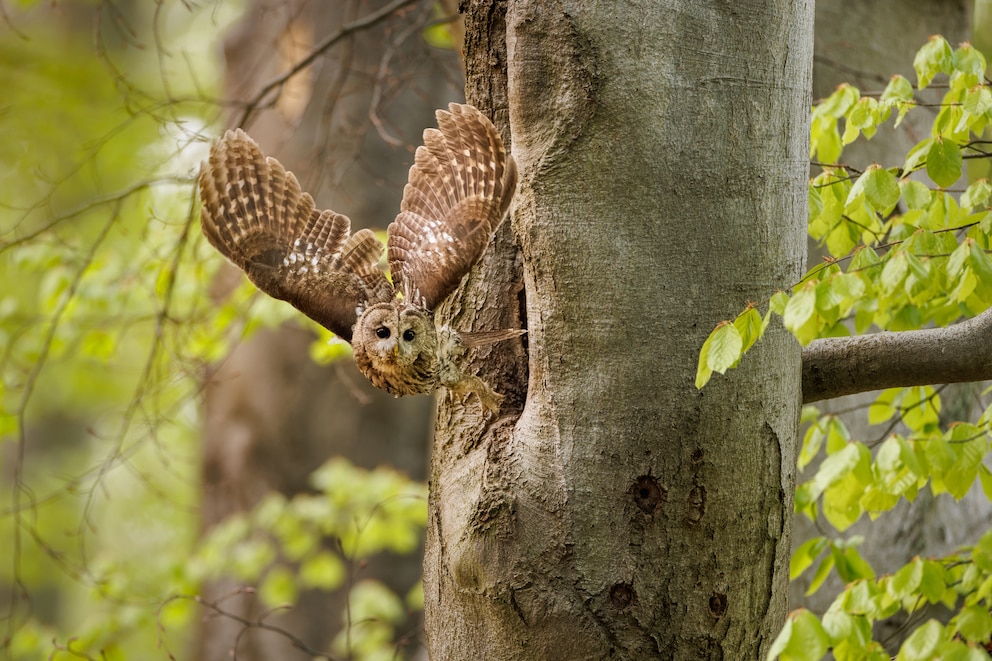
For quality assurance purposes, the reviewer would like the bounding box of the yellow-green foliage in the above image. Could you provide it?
[705,36,992,661]
[0,4,428,660]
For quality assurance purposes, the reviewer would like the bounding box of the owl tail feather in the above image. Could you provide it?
[458,328,527,349]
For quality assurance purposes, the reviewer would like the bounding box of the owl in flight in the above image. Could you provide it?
[198,103,520,412]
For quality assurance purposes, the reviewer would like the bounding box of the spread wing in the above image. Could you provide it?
[198,129,393,342]
[387,103,517,310]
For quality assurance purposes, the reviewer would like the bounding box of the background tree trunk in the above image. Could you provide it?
[425,1,813,659]
[197,2,459,658]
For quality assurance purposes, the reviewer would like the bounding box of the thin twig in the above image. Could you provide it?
[235,0,420,128]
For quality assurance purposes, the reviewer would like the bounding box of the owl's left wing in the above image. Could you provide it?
[387,103,517,310]
[199,129,392,342]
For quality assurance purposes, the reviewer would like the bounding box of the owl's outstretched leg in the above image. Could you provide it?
[444,374,504,414]
[436,325,519,413]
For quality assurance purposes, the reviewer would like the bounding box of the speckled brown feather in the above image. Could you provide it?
[387,103,517,309]
[198,129,390,341]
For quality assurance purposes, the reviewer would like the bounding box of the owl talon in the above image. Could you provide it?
[444,374,503,414]
[477,390,504,415]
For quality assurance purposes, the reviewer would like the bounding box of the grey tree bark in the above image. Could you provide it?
[197,1,458,658]
[425,1,813,659]
[803,306,992,403]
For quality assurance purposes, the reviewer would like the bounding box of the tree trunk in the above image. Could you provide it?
[425,1,813,659]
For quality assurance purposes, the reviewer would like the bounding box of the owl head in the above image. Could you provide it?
[353,302,438,368]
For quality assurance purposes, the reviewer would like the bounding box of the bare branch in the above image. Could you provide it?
[802,307,992,403]
[157,591,340,661]
[235,0,420,128]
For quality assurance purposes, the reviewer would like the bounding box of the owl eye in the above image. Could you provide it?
[402,329,416,342]
[375,326,391,339]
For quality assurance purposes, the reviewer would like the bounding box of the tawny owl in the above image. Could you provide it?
[198,103,520,412]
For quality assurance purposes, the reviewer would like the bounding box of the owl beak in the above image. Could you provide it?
[393,344,400,357]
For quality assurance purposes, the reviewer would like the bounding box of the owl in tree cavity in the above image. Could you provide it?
[198,103,521,413]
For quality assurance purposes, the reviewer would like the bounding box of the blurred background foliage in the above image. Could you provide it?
[0,2,437,659]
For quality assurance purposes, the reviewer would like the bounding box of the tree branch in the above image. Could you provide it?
[234,0,419,128]
[802,307,992,403]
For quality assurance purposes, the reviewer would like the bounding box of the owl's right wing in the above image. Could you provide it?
[198,129,392,343]
[387,103,517,311]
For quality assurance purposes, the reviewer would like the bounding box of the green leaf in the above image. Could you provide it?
[888,558,924,600]
[961,179,992,211]
[791,536,829,580]
[770,291,790,316]
[346,579,406,625]
[926,137,963,188]
[806,552,836,596]
[783,285,817,338]
[953,605,992,644]
[811,115,842,163]
[940,640,992,661]
[968,240,992,287]
[901,386,941,433]
[695,347,714,390]
[769,609,829,661]
[768,617,794,661]
[800,420,827,472]
[259,565,299,608]
[900,179,932,210]
[937,103,967,138]
[897,619,945,661]
[827,217,861,258]
[881,251,909,293]
[962,563,985,593]
[979,465,992,502]
[833,271,866,301]
[974,529,992,572]
[697,321,744,388]
[801,406,822,425]
[914,36,953,89]
[820,607,853,643]
[850,246,882,273]
[230,538,276,581]
[881,75,915,104]
[809,185,824,221]
[406,580,425,611]
[299,551,346,590]
[843,579,883,618]
[846,168,871,206]
[849,97,878,129]
[819,84,861,118]
[953,269,978,303]
[733,306,764,355]
[864,165,900,212]
[835,545,876,582]
[843,98,879,144]
[964,86,992,119]
[814,443,864,496]
[422,21,455,49]
[948,240,972,280]
[826,417,852,454]
[903,138,934,175]
[310,333,353,365]
[920,560,948,603]
[953,43,987,80]
[894,99,915,128]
